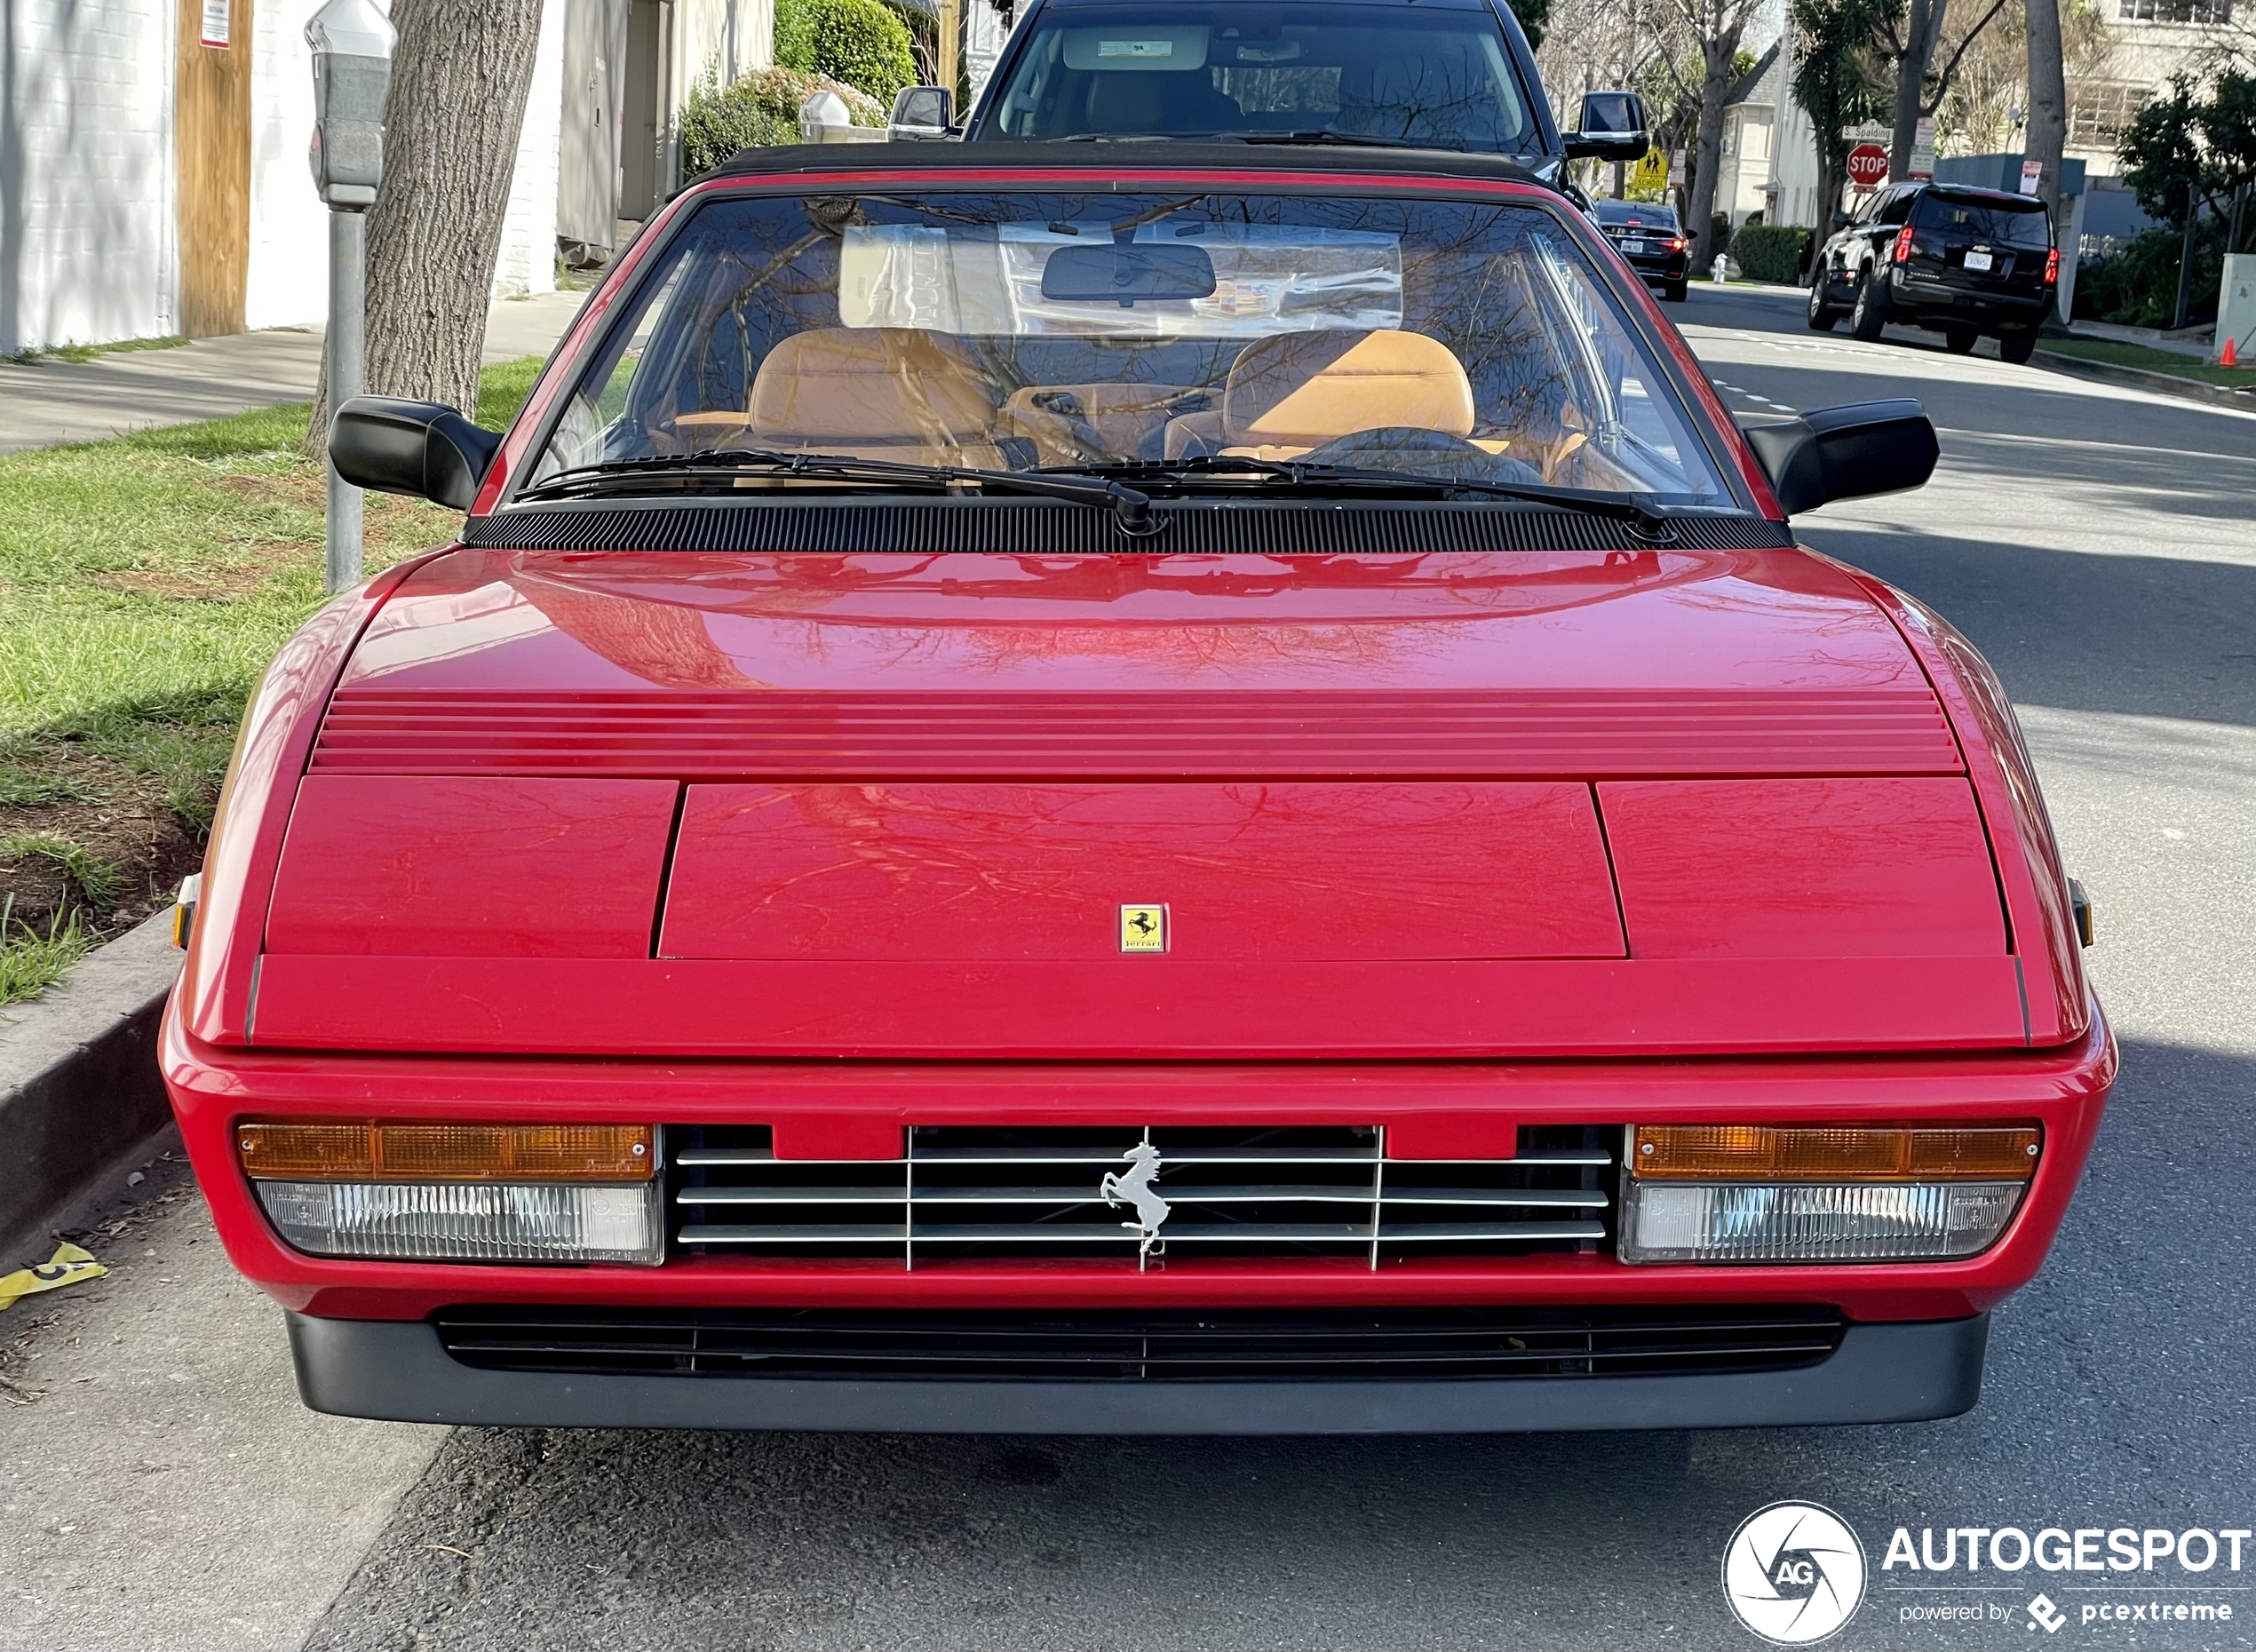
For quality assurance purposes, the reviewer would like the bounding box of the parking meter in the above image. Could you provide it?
[306,0,394,209]
[306,0,395,595]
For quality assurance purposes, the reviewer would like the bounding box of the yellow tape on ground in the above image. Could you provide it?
[0,1243,107,1312]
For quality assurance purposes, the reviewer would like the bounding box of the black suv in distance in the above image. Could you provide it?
[1593,200,1689,302]
[1808,181,2056,360]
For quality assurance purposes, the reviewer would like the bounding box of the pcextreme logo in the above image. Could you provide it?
[1723,1502,1869,1644]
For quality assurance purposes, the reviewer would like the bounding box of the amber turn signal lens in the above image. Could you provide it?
[1632,1124,2038,1183]
[236,1121,655,1182]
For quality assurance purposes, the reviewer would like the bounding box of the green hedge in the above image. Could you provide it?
[679,67,886,176]
[1730,224,1812,284]
[2073,220,2225,328]
[775,0,917,107]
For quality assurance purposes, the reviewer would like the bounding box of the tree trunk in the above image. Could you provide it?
[1887,0,1948,181]
[2022,0,2068,220]
[306,0,546,461]
[1686,31,1744,271]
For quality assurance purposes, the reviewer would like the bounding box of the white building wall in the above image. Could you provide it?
[245,0,328,329]
[492,0,566,297]
[0,0,175,354]
[678,0,773,91]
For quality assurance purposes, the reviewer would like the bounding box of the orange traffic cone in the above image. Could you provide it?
[2225,336,2240,369]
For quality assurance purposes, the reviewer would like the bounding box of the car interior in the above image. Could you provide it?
[533,196,1724,501]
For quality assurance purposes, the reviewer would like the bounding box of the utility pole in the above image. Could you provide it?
[306,0,394,594]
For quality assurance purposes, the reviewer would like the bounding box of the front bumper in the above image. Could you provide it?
[288,1309,1988,1434]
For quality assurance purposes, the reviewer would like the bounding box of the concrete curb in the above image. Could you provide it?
[0,909,182,1266]
[2031,348,2256,413]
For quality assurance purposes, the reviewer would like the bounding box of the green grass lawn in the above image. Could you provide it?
[0,357,542,1004]
[2038,336,2256,390]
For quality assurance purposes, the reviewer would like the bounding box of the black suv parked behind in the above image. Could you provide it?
[1807,181,2056,361]
[1593,200,1689,302]
[947,0,1648,190]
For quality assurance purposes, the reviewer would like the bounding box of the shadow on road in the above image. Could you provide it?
[1799,527,2256,728]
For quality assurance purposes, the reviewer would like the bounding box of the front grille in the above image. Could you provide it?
[434,1304,1846,1381]
[670,1124,1616,1267]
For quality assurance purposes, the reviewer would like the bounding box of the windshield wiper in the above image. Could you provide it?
[1059,456,1684,544]
[516,449,1161,535]
[1221,130,1433,149]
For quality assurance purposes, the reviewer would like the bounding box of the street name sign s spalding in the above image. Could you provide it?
[1722,1502,1868,1644]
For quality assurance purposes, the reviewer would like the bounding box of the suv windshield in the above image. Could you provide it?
[523,187,1728,504]
[1912,191,2051,249]
[977,4,1534,152]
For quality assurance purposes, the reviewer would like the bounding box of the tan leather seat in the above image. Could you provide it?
[1205,330,1476,462]
[746,327,1006,465]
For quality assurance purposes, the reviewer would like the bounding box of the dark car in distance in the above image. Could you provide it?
[1593,200,1688,302]
[955,0,1647,188]
[1808,181,2056,360]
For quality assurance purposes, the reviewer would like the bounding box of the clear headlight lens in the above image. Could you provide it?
[256,1179,663,1265]
[1619,1179,2022,1264]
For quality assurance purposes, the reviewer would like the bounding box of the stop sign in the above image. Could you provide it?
[1847,143,1890,191]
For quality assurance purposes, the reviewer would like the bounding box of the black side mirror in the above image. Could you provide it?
[889,84,953,139]
[1563,90,1648,162]
[1742,399,1939,516]
[1831,210,1851,230]
[330,396,503,511]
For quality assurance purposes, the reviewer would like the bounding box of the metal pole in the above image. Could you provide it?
[325,207,366,595]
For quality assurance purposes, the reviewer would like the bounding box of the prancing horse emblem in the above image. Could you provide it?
[1100,1141,1170,1259]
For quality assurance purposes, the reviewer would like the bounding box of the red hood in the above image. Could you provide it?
[230,546,2049,1059]
[333,545,1935,712]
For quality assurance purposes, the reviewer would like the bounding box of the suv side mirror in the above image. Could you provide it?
[889,84,953,139]
[1831,210,1851,230]
[1563,90,1648,162]
[330,396,502,511]
[1742,399,1939,515]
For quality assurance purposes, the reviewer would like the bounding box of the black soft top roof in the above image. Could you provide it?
[704,140,1552,191]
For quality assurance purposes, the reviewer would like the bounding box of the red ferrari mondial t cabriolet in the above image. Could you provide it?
[163,146,2111,1434]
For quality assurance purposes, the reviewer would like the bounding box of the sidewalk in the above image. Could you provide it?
[0,290,584,456]
[2065,318,2214,360]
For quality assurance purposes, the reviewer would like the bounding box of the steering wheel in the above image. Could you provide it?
[1300,427,1487,462]
[1299,426,1545,484]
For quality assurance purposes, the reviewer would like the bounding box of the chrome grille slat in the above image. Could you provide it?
[671,1124,1618,1265]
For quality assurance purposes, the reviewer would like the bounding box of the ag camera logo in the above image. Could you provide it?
[1723,1501,1868,1644]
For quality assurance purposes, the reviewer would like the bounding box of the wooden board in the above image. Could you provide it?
[175,0,254,338]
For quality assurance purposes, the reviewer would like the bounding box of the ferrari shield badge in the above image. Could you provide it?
[1119,903,1168,953]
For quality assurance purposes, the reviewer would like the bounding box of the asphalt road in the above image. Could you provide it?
[5,285,2252,1652]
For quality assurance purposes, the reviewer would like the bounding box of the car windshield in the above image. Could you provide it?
[978,4,1534,151]
[1913,193,2051,249]
[523,187,1730,504]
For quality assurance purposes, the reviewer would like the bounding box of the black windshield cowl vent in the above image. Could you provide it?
[464,500,1793,556]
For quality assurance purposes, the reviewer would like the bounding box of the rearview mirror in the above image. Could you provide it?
[1563,90,1648,162]
[889,84,953,139]
[330,396,502,511]
[1742,399,1938,516]
[1041,242,1218,306]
